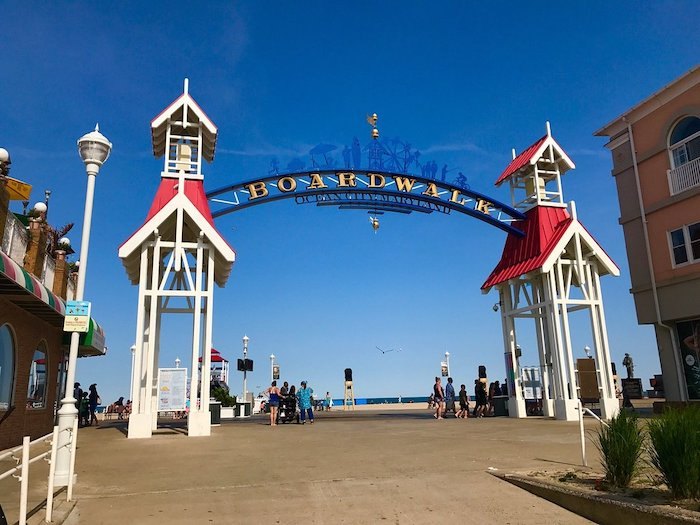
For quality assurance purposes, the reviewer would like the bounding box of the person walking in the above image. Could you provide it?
[297,380,314,424]
[79,392,90,427]
[114,396,125,419]
[73,382,83,411]
[475,380,488,418]
[433,377,445,419]
[265,381,281,426]
[444,377,456,418]
[456,384,470,418]
[487,382,496,416]
[325,392,332,411]
[88,384,100,426]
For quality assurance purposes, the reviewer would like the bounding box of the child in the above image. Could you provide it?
[457,384,470,419]
[80,392,90,427]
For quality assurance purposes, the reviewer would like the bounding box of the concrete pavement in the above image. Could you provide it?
[63,410,596,524]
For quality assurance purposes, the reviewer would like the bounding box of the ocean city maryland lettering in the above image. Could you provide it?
[244,172,492,215]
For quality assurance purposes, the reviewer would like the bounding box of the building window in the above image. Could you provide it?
[27,344,47,409]
[669,116,700,169]
[0,325,15,410]
[670,222,700,266]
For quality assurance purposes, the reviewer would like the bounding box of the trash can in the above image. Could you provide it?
[493,396,509,417]
[209,401,221,425]
[237,401,251,417]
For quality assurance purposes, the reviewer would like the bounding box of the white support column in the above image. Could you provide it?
[546,268,575,420]
[202,248,215,421]
[533,277,554,417]
[130,244,148,416]
[129,237,161,438]
[554,260,580,421]
[188,237,209,436]
[501,285,526,418]
[590,264,619,420]
[151,294,163,432]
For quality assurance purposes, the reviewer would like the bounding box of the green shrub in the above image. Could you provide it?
[596,409,644,488]
[211,386,237,407]
[648,406,700,499]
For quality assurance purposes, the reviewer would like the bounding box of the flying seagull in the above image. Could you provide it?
[376,346,401,354]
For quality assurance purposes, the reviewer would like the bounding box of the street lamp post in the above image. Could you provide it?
[445,352,450,377]
[54,125,111,486]
[270,354,275,383]
[242,335,249,407]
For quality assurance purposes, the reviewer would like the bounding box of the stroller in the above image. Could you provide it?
[276,394,300,424]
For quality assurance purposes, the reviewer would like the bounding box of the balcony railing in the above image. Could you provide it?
[2,212,75,299]
[668,156,700,195]
[2,212,29,266]
[42,254,56,290]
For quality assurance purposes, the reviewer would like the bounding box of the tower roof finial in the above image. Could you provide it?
[184,78,189,96]
[545,121,552,137]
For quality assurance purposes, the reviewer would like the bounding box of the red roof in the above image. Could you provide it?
[198,348,228,363]
[495,135,547,186]
[146,179,214,226]
[481,206,572,290]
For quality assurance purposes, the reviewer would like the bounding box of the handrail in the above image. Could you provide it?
[0,430,52,470]
[0,423,77,524]
[575,400,610,467]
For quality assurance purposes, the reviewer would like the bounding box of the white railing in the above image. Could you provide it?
[2,212,29,266]
[668,156,700,195]
[0,420,78,524]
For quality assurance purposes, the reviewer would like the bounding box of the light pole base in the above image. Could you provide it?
[128,413,154,439]
[187,411,211,437]
[53,399,79,487]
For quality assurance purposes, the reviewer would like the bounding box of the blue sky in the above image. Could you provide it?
[2,2,699,403]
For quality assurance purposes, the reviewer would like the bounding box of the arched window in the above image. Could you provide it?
[27,343,48,410]
[0,325,15,410]
[669,116,700,168]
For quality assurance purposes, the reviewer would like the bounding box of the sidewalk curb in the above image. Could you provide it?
[490,472,700,525]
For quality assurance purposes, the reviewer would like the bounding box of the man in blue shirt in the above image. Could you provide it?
[444,377,456,418]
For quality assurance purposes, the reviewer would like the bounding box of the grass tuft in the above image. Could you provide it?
[596,410,644,488]
[647,406,700,499]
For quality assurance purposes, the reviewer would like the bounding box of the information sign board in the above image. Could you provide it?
[157,368,188,411]
[521,367,542,400]
[63,300,91,333]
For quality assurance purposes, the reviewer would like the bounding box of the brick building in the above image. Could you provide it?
[0,150,106,450]
[595,66,700,402]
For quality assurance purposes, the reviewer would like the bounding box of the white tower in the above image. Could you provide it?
[483,123,620,421]
[119,80,235,438]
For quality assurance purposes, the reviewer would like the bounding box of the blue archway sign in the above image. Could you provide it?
[207,169,525,236]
